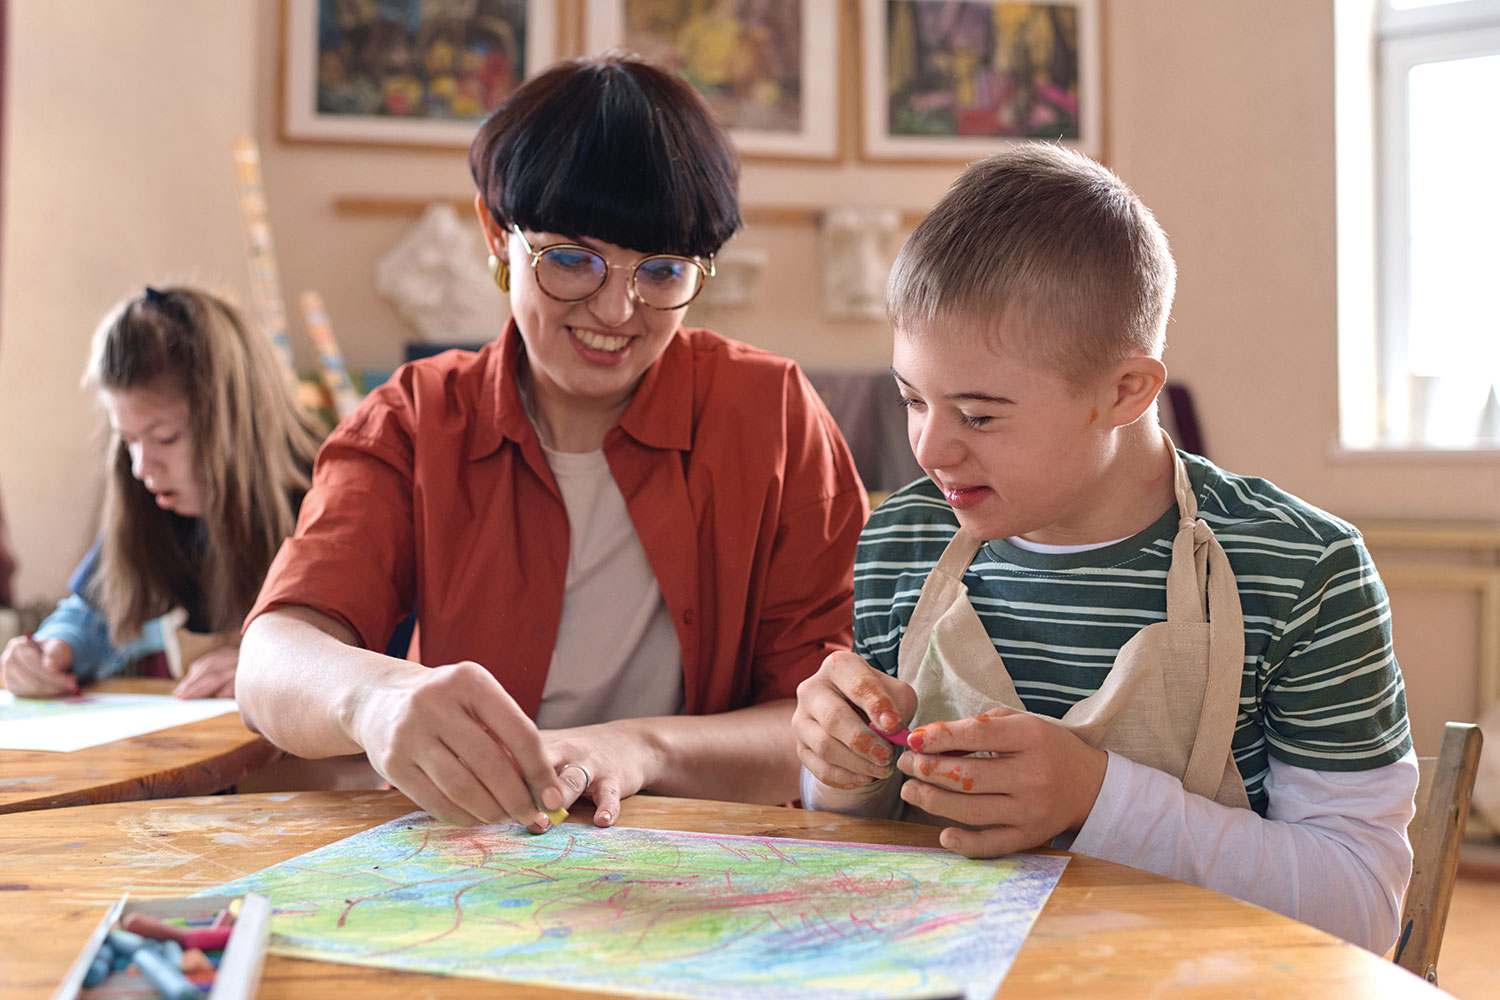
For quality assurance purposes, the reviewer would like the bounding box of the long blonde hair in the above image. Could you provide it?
[87,286,323,640]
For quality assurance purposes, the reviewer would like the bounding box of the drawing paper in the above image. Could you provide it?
[208,811,1067,999]
[0,690,237,752]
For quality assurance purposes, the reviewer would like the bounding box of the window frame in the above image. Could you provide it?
[1375,0,1500,446]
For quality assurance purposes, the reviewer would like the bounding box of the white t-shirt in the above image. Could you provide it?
[533,444,684,730]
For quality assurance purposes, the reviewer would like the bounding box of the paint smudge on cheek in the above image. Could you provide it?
[1088,408,1098,425]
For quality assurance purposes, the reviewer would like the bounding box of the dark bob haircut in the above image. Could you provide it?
[469,54,741,259]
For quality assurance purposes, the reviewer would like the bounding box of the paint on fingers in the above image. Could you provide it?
[849,729,891,766]
[916,756,974,791]
[827,775,875,790]
[850,678,900,733]
[907,721,951,753]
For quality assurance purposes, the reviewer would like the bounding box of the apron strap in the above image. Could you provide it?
[896,528,984,679]
[1161,436,1250,802]
[1182,533,1250,800]
[1166,443,1207,624]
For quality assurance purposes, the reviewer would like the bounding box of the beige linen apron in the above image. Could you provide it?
[896,443,1251,810]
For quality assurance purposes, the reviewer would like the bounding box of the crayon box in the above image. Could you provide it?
[53,893,270,1000]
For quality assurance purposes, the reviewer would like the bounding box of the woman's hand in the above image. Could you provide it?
[792,650,917,790]
[349,659,565,830]
[537,723,658,828]
[173,645,238,699]
[1,636,77,697]
[894,705,1108,858]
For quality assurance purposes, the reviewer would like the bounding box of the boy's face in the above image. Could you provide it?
[891,323,1120,544]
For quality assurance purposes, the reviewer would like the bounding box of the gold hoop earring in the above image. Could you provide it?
[488,254,510,293]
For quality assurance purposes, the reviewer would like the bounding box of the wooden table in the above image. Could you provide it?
[0,678,279,814]
[0,791,1443,999]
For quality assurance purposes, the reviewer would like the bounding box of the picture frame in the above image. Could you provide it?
[281,0,559,147]
[858,0,1101,162]
[583,0,842,161]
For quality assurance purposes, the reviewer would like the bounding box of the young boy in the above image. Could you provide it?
[792,145,1416,954]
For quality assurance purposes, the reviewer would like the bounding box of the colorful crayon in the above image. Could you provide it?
[130,940,204,1000]
[122,910,188,943]
[181,926,233,951]
[866,723,971,757]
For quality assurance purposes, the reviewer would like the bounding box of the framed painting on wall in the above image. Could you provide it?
[282,0,559,147]
[583,0,841,161]
[859,0,1100,161]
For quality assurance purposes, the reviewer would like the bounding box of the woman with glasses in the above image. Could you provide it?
[236,55,868,831]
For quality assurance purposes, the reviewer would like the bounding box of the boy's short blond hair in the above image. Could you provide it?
[886,144,1176,390]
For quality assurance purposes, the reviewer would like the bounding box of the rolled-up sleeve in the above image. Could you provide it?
[246,395,417,653]
[749,369,869,702]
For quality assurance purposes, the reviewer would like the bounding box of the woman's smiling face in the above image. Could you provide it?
[501,224,689,414]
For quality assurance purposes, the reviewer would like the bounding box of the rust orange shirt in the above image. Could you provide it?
[248,323,869,719]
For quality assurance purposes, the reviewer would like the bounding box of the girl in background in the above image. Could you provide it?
[0,285,322,698]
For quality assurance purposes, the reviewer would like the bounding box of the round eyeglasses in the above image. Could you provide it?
[510,225,715,311]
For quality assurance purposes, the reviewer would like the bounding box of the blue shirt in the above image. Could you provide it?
[34,518,210,684]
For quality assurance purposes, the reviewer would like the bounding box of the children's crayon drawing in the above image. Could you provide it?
[207,811,1067,999]
[0,690,237,752]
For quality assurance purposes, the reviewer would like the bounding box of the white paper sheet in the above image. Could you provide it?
[0,690,238,752]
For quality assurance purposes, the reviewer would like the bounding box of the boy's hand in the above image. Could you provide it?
[793,651,917,790]
[0,636,78,697]
[895,705,1107,858]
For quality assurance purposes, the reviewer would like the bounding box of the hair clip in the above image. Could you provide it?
[143,285,168,304]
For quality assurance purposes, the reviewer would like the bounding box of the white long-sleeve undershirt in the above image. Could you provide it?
[801,749,1418,954]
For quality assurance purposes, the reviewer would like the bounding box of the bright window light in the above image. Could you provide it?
[1405,52,1500,381]
[1365,0,1500,446]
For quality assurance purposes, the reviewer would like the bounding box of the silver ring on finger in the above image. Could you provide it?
[561,762,592,789]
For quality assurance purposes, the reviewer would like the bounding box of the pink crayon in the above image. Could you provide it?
[181,927,233,951]
[866,723,969,757]
[870,725,916,748]
[120,913,233,950]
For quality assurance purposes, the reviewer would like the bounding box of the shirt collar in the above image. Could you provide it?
[615,327,693,452]
[468,319,694,460]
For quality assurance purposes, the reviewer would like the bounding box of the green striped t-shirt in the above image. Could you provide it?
[853,451,1412,815]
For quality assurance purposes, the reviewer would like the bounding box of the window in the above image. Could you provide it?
[1374,0,1500,447]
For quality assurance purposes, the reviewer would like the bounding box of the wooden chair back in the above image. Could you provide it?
[1394,721,1483,984]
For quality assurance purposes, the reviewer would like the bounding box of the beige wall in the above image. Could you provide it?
[2,2,1496,744]
[246,0,1500,520]
[1109,4,1498,524]
[0,0,257,599]
[246,1,958,377]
